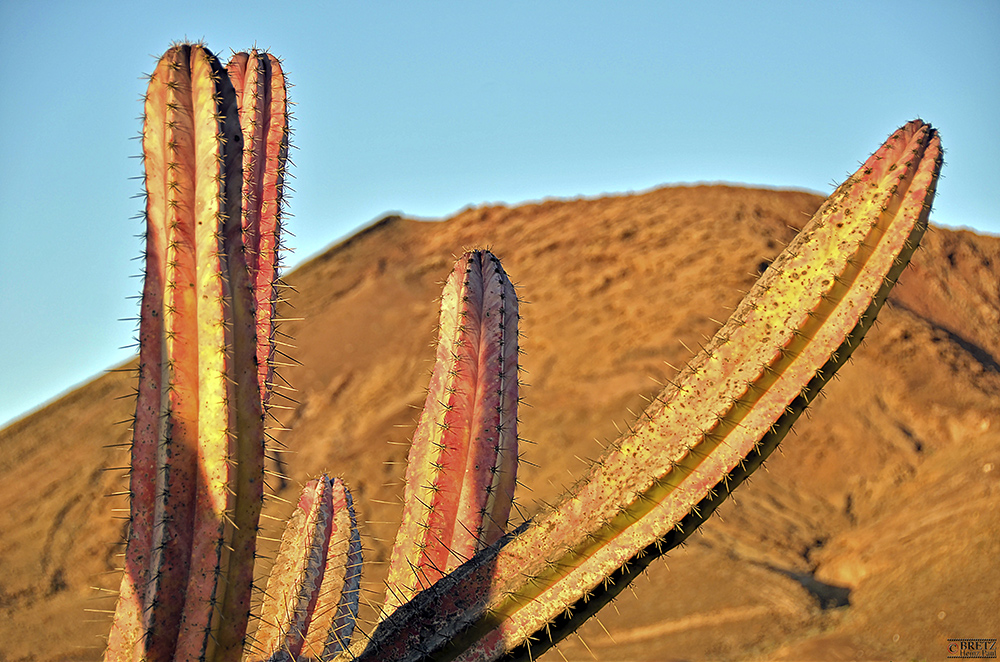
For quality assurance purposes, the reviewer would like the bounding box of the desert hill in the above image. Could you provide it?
[1,183,997,661]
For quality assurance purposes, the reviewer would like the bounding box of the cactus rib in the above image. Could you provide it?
[345,120,942,662]
[383,250,520,615]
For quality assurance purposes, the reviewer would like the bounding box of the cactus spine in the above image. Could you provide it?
[383,250,520,615]
[343,120,943,661]
[251,476,361,661]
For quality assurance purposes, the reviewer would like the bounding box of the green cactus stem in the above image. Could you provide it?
[344,120,943,662]
[251,475,361,661]
[104,43,267,662]
[383,250,520,615]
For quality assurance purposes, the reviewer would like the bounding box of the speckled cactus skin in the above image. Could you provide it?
[105,42,942,662]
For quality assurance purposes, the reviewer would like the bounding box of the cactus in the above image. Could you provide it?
[383,249,520,616]
[105,43,271,662]
[106,40,943,662]
[251,476,362,661]
[339,119,943,661]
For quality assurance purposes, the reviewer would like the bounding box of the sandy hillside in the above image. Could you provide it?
[1,184,997,662]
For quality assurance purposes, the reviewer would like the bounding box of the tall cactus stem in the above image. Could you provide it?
[104,43,264,662]
[226,50,289,411]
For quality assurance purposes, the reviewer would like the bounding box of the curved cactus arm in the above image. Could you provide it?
[105,42,265,662]
[250,476,361,662]
[344,120,943,662]
[383,250,520,615]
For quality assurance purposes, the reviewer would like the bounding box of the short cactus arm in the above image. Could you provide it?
[251,476,361,661]
[383,250,520,614]
[301,477,363,658]
[345,120,942,662]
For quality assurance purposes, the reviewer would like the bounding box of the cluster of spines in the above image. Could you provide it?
[342,120,942,661]
[382,250,521,616]
[249,475,362,661]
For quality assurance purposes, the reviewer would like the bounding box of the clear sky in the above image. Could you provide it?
[1,1,998,426]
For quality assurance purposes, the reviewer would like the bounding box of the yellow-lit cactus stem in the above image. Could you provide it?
[104,42,265,662]
[249,476,362,661]
[383,250,521,617]
[344,120,943,662]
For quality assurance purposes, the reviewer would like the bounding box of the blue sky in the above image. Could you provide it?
[1,1,998,426]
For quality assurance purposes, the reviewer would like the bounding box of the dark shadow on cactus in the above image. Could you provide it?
[362,544,506,661]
